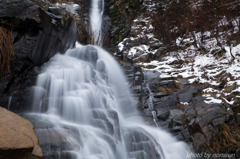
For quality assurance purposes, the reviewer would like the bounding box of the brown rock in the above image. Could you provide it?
[0,107,42,158]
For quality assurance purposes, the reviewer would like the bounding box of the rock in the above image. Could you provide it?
[236,148,240,158]
[144,70,161,81]
[237,113,240,126]
[181,129,190,141]
[0,0,41,22]
[154,94,178,108]
[153,92,171,98]
[48,7,67,16]
[155,47,167,58]
[188,118,202,134]
[133,53,149,63]
[24,114,84,158]
[0,106,42,158]
[0,0,78,112]
[150,42,161,50]
[178,91,193,103]
[123,128,162,159]
[193,133,205,150]
[156,108,170,121]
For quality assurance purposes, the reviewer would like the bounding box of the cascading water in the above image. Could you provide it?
[27,0,192,158]
[90,0,104,46]
[30,44,191,159]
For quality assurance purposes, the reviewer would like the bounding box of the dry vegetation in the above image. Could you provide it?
[152,0,240,52]
[157,87,173,93]
[204,123,240,152]
[0,27,14,77]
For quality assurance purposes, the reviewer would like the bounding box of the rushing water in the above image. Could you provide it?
[90,0,104,46]
[27,0,192,158]
[30,44,190,159]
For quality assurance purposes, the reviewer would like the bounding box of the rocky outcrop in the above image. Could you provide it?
[0,0,78,112]
[0,106,42,159]
[122,63,240,155]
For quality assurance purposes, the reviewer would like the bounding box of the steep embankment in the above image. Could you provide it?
[107,0,240,156]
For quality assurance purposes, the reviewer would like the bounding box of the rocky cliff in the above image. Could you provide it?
[0,0,78,112]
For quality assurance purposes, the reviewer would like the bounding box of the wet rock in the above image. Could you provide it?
[0,106,42,158]
[123,128,162,159]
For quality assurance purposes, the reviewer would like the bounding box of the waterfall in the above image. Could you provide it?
[30,45,191,159]
[90,0,104,46]
[28,0,192,158]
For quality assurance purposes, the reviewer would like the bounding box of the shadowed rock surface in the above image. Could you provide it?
[0,0,78,112]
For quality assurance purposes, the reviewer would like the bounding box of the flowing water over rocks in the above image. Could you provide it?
[90,0,104,46]
[28,44,191,159]
[26,0,192,158]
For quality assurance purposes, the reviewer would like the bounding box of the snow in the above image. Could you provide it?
[225,44,240,59]
[138,37,240,105]
[204,97,222,104]
[180,102,189,106]
[116,1,240,106]
[115,0,160,60]
[55,2,80,15]
[118,42,124,52]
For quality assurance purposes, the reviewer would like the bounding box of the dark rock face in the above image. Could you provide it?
[0,0,78,112]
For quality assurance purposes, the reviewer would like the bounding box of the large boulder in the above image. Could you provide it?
[0,106,42,158]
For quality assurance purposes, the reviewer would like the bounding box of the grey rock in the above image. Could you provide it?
[193,133,205,150]
[236,148,240,158]
[0,0,78,112]
[157,108,170,121]
[178,91,193,103]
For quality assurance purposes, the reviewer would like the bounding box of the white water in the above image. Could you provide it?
[30,44,191,159]
[90,0,104,46]
[28,0,192,158]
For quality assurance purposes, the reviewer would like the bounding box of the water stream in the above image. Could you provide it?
[90,0,104,46]
[27,0,192,158]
